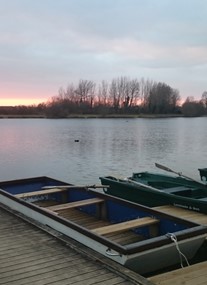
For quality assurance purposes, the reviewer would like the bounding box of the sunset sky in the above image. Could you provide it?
[1,0,207,106]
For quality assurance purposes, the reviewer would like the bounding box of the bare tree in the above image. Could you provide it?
[75,79,96,106]
[145,82,180,114]
[98,80,109,105]
[128,78,140,107]
[201,91,207,108]
[109,78,119,111]
[108,77,140,111]
[140,79,154,111]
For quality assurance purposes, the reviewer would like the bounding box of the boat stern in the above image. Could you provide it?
[198,168,207,182]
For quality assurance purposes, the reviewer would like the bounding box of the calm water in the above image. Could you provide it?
[0,118,206,184]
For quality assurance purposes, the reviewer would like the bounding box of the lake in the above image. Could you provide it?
[0,117,206,184]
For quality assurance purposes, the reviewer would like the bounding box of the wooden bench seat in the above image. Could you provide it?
[15,187,68,199]
[47,198,104,212]
[92,217,159,235]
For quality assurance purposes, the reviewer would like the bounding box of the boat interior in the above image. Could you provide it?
[9,183,206,249]
[14,187,162,245]
[146,183,207,200]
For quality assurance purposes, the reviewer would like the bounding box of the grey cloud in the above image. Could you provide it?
[0,0,207,102]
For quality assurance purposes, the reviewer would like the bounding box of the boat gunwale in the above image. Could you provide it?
[101,173,207,188]
[0,176,201,226]
[0,177,207,255]
[100,176,207,203]
[0,175,72,188]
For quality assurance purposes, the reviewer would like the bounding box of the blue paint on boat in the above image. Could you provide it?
[0,176,207,274]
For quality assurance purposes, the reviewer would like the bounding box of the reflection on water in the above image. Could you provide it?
[0,118,206,184]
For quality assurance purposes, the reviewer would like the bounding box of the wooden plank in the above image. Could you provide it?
[149,261,207,285]
[153,205,207,226]
[0,206,153,285]
[47,198,104,211]
[15,188,68,198]
[92,217,159,235]
[55,208,145,245]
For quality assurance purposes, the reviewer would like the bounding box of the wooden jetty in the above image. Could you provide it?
[149,261,207,285]
[0,203,153,285]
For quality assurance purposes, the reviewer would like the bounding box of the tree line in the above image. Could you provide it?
[1,77,207,117]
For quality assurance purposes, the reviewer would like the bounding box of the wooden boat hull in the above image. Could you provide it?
[0,176,207,275]
[99,174,207,214]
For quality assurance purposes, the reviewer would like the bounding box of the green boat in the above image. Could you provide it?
[199,168,207,182]
[99,164,207,214]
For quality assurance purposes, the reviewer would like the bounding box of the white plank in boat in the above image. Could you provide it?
[47,197,104,211]
[15,187,68,198]
[0,206,153,285]
[92,217,159,235]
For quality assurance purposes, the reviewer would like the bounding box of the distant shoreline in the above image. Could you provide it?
[0,114,186,119]
[1,114,206,119]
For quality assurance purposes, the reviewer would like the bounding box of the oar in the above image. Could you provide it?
[127,178,163,192]
[155,163,206,186]
[42,184,109,190]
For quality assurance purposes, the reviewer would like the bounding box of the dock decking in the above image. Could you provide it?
[149,261,207,285]
[0,204,153,285]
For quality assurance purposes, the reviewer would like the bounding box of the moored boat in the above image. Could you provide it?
[99,165,207,214]
[0,176,207,275]
[199,168,207,182]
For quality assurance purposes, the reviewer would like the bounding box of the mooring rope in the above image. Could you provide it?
[166,233,190,268]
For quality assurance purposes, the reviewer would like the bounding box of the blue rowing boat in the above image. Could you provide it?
[0,176,206,274]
